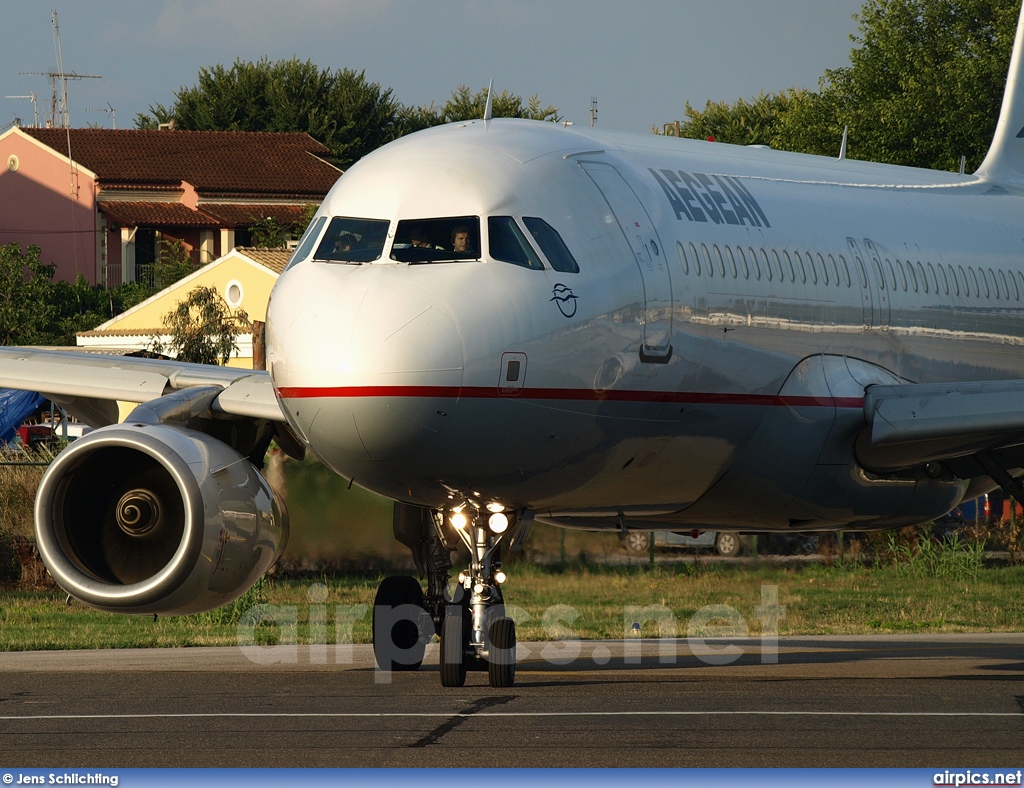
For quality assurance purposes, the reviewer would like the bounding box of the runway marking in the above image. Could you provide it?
[0,710,1019,721]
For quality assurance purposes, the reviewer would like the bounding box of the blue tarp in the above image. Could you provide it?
[0,388,46,444]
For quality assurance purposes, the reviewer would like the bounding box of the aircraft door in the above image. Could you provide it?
[847,238,879,329]
[578,160,673,361]
[862,239,891,328]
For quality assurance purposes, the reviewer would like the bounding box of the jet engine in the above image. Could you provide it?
[34,422,287,616]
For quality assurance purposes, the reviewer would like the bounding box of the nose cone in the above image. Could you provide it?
[268,266,464,462]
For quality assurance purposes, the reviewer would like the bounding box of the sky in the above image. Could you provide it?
[2,0,867,136]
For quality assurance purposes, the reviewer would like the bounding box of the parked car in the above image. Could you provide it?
[623,529,745,557]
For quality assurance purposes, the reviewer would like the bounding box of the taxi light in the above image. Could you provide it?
[488,512,509,533]
[473,582,485,594]
[451,511,469,530]
[494,570,507,584]
[486,502,505,513]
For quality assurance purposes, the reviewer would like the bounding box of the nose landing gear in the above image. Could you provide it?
[376,502,531,688]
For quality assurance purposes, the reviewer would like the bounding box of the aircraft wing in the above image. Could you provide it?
[0,346,285,427]
[860,379,1024,478]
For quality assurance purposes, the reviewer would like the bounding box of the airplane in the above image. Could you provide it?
[5,7,1024,690]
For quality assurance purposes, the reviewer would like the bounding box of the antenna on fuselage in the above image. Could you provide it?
[483,79,494,125]
[838,125,849,160]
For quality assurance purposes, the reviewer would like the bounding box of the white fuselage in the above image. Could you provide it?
[266,119,1024,532]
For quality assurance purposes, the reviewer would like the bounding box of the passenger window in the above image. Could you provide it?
[713,245,726,277]
[937,264,949,296]
[749,247,761,280]
[896,259,908,291]
[761,249,773,281]
[677,242,689,275]
[999,269,1010,300]
[987,268,999,299]
[284,215,327,271]
[885,259,897,291]
[844,258,854,288]
[783,251,795,282]
[702,244,714,278]
[980,268,991,298]
[315,216,390,263]
[916,262,928,294]
[770,250,784,281]
[736,247,749,279]
[871,260,883,290]
[1010,270,1020,300]
[906,261,918,292]
[927,263,939,294]
[831,255,842,287]
[959,266,970,296]
[523,217,580,273]
[948,265,959,297]
[807,253,818,285]
[793,251,806,284]
[690,243,701,276]
[488,217,544,270]
[390,216,480,263]
[969,267,979,297]
[725,246,737,278]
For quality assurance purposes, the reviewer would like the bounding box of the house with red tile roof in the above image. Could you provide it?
[0,126,341,285]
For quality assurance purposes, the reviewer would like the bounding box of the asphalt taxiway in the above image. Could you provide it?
[0,634,1021,767]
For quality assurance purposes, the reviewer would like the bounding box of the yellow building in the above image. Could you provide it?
[76,247,290,369]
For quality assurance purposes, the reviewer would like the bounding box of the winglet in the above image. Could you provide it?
[975,3,1024,182]
[483,80,494,124]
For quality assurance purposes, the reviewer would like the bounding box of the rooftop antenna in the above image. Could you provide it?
[838,124,849,160]
[86,102,116,129]
[483,79,494,124]
[590,96,598,127]
[20,12,102,128]
[5,94,39,127]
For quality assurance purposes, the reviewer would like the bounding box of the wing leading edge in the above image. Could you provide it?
[0,347,285,426]
[861,379,1024,496]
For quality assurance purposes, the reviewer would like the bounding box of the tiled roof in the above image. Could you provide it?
[237,247,291,274]
[200,203,312,228]
[99,201,219,227]
[98,201,313,229]
[23,128,341,198]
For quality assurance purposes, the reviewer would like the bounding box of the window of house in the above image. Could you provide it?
[523,217,579,273]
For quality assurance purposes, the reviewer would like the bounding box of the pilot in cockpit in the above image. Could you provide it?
[451,226,472,254]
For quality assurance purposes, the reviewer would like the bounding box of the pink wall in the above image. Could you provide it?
[0,130,98,284]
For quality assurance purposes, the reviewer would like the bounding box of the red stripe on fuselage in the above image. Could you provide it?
[275,385,863,409]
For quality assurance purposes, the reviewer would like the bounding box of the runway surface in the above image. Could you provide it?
[1,634,1022,767]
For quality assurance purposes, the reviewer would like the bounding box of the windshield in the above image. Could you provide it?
[313,217,389,263]
[390,217,481,263]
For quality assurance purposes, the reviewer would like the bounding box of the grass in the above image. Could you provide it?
[2,561,1022,651]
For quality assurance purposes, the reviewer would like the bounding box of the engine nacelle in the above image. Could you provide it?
[35,422,288,616]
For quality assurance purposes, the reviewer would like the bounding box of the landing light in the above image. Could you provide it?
[488,512,509,533]
[486,502,505,513]
[494,570,507,584]
[451,511,469,530]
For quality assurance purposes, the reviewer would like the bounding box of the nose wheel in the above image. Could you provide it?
[438,505,527,687]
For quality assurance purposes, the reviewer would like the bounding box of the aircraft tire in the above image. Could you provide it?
[440,613,467,687]
[372,575,426,672]
[487,616,516,688]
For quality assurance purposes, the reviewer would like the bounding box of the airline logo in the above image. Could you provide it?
[649,168,771,228]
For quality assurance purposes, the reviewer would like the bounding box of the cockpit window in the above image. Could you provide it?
[523,217,580,274]
[488,216,545,270]
[390,217,481,263]
[283,215,327,271]
[313,217,389,263]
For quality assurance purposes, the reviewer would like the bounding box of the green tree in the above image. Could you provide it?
[136,58,402,169]
[664,0,1020,171]
[0,243,59,346]
[151,286,250,365]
